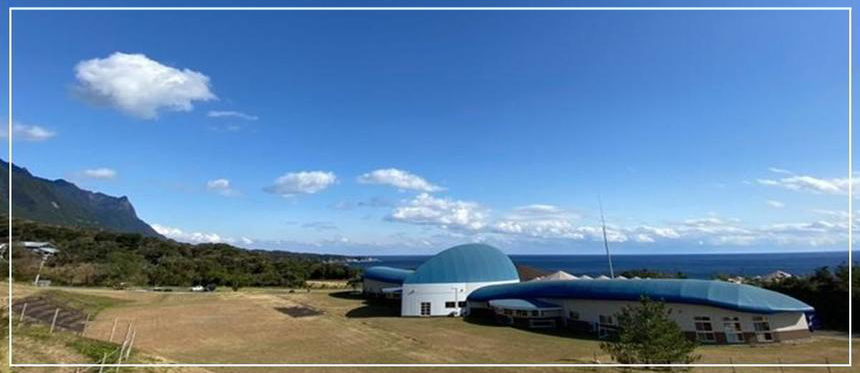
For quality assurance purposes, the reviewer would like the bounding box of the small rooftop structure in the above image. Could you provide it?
[21,241,59,256]
[760,270,793,282]
[534,271,576,281]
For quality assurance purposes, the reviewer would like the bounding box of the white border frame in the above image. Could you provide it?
[6,6,853,369]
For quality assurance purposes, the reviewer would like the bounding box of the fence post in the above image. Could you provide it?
[108,318,118,342]
[729,357,736,373]
[777,357,784,373]
[80,313,91,336]
[17,303,27,323]
[124,328,136,360]
[825,357,832,373]
[98,352,107,373]
[49,308,60,333]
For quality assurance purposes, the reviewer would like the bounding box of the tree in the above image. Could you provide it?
[600,297,700,364]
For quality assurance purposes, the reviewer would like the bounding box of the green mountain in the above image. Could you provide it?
[0,159,162,237]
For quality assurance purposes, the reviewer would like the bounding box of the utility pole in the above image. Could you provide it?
[599,196,615,279]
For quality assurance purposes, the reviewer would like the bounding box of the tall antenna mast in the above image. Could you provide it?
[599,195,615,279]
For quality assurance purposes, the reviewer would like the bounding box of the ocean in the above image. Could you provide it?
[348,251,853,279]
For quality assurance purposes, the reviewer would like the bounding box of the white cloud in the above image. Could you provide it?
[83,168,117,179]
[265,171,337,197]
[206,178,238,196]
[357,168,444,192]
[2,122,57,141]
[388,193,486,231]
[74,52,216,119]
[768,167,793,175]
[765,200,785,209]
[756,168,854,195]
[152,224,225,244]
[301,221,339,231]
[513,204,565,215]
[207,111,258,121]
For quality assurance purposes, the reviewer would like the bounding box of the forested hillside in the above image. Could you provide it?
[3,216,359,288]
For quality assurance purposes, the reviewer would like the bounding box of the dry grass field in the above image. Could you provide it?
[4,283,856,372]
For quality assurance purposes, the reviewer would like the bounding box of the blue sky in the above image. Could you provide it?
[3,7,855,254]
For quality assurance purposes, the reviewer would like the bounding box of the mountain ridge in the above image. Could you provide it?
[0,159,162,237]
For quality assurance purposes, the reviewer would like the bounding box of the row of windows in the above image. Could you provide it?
[445,301,467,308]
[503,309,540,317]
[693,316,773,343]
[569,312,773,344]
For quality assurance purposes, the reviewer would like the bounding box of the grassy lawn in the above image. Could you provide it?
[4,284,854,372]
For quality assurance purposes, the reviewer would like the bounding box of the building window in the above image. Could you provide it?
[722,317,744,344]
[515,310,529,317]
[458,301,466,308]
[753,316,774,342]
[569,311,580,320]
[445,302,456,308]
[420,302,431,316]
[599,315,614,325]
[503,309,513,316]
[531,310,540,317]
[694,316,715,343]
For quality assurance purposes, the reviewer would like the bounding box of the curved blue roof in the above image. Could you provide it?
[404,243,519,284]
[362,266,414,284]
[467,279,814,314]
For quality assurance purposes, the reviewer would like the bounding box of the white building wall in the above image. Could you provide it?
[402,280,519,317]
[362,278,401,295]
[551,298,808,333]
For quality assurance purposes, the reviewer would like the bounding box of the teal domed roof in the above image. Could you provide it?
[403,243,519,284]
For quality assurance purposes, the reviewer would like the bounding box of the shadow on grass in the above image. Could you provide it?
[463,315,604,341]
[329,291,402,318]
[327,291,365,300]
[345,305,401,318]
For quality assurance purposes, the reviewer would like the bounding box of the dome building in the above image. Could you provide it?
[363,243,520,316]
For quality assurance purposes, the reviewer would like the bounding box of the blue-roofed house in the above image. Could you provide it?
[466,279,815,344]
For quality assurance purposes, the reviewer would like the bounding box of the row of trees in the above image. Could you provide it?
[758,265,857,332]
[2,217,360,289]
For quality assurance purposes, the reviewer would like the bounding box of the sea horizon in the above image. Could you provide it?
[348,250,853,279]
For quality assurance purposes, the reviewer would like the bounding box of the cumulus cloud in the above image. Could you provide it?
[74,52,216,119]
[388,193,486,231]
[152,224,225,244]
[756,168,854,195]
[264,171,337,197]
[206,178,238,196]
[357,168,444,192]
[766,200,785,209]
[207,111,258,121]
[2,122,57,141]
[83,168,117,179]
